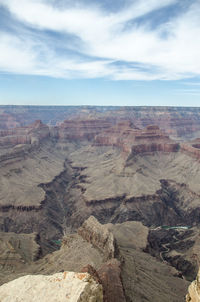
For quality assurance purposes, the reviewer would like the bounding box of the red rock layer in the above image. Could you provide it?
[57,119,113,141]
[94,122,180,155]
[97,259,126,302]
[81,261,126,302]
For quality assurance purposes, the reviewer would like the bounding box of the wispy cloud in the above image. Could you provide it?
[0,0,200,80]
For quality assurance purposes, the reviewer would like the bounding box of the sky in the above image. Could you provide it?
[0,0,200,106]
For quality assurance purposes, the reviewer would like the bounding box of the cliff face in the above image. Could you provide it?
[0,272,103,302]
[186,269,200,301]
[94,122,179,156]
[2,105,200,140]
[57,119,112,141]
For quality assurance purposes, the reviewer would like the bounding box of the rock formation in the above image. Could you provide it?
[94,122,180,156]
[1,106,200,302]
[0,272,103,302]
[186,269,200,301]
[57,119,112,141]
[97,259,126,302]
[1,105,200,140]
[181,141,200,161]
[0,120,49,147]
[78,216,116,260]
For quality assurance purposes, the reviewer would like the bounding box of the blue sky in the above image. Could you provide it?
[0,0,200,106]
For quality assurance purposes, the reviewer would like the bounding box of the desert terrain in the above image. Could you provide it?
[1,105,200,301]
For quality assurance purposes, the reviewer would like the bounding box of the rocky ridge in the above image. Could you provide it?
[78,216,116,261]
[0,216,189,302]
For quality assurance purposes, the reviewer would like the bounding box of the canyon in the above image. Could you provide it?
[0,105,200,301]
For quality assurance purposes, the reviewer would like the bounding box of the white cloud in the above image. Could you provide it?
[0,34,37,73]
[0,0,200,80]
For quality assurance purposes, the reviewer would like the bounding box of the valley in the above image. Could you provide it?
[0,105,200,301]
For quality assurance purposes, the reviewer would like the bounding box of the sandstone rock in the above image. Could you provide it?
[0,272,103,302]
[186,269,200,302]
[78,216,116,260]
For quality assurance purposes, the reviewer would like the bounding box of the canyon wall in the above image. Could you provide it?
[0,120,49,147]
[2,105,200,140]
[57,119,112,141]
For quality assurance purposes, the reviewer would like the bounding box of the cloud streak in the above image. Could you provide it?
[0,0,200,81]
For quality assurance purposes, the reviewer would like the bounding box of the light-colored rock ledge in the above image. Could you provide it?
[0,272,103,302]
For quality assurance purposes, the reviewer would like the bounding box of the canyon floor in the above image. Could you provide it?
[1,105,200,301]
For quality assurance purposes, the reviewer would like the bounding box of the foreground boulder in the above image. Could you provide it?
[0,272,103,302]
[186,269,200,301]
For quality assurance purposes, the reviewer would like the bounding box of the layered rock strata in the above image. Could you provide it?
[57,119,112,141]
[94,123,180,156]
[0,120,49,147]
[181,140,200,161]
[2,105,200,140]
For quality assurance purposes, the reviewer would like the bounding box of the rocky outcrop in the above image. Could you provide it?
[81,260,126,302]
[186,269,200,301]
[78,218,126,302]
[0,272,103,302]
[81,264,102,284]
[78,216,116,260]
